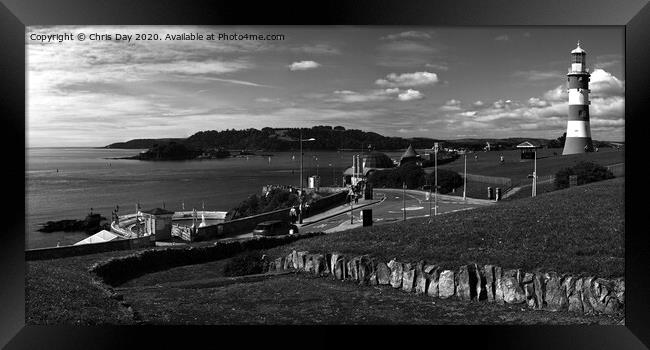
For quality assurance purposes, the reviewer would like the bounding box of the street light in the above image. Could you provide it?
[532,149,537,197]
[329,163,334,186]
[402,182,407,221]
[298,129,316,223]
[463,152,467,201]
[434,142,439,216]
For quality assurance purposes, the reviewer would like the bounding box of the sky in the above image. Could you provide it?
[26,26,624,147]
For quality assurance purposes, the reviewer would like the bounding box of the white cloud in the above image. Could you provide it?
[425,63,449,71]
[375,71,439,88]
[439,99,462,111]
[290,44,340,55]
[397,89,423,101]
[589,68,624,97]
[543,85,565,102]
[382,31,432,40]
[289,60,321,71]
[331,88,400,103]
[527,97,550,107]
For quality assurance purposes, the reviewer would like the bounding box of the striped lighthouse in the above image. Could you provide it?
[563,41,594,155]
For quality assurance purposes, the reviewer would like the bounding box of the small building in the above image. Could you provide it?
[140,207,175,241]
[343,151,395,185]
[516,141,542,160]
[399,144,421,166]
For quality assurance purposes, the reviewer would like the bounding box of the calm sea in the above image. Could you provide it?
[26,147,398,249]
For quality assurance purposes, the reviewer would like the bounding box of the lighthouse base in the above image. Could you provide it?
[562,137,594,155]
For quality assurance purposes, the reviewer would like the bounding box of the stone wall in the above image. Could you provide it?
[25,235,154,261]
[264,251,624,316]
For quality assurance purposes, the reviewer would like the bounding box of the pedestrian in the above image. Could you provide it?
[474,154,478,161]
[289,206,297,223]
[499,155,504,164]
[354,193,359,204]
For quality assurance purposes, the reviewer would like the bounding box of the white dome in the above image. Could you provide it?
[571,41,586,54]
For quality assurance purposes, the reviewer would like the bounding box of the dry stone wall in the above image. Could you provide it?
[265,251,624,316]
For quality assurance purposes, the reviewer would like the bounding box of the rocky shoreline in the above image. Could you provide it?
[38,213,109,234]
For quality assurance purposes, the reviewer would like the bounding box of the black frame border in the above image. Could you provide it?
[1,0,649,348]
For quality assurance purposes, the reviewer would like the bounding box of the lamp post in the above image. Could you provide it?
[403,182,407,221]
[298,129,316,223]
[315,155,319,177]
[532,149,537,197]
[463,152,467,201]
[434,142,438,216]
[428,180,432,218]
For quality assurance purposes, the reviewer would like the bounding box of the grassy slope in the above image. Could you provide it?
[265,178,625,277]
[119,274,619,325]
[25,249,158,324]
[436,148,623,186]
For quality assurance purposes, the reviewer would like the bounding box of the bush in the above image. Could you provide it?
[368,163,462,193]
[555,161,614,190]
[227,189,299,220]
[223,251,265,277]
[425,169,464,194]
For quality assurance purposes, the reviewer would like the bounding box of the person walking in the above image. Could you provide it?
[289,206,297,223]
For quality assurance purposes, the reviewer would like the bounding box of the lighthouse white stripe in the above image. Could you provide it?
[566,120,592,138]
[568,89,589,105]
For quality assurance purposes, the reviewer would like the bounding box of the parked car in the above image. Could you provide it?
[252,220,299,236]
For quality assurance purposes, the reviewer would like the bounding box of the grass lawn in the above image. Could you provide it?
[434,148,623,186]
[117,273,620,325]
[26,177,624,325]
[26,250,142,325]
[264,177,624,277]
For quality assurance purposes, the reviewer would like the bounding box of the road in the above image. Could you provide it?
[209,190,492,240]
[301,189,492,233]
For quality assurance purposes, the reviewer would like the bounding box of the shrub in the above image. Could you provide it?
[554,161,614,190]
[227,189,299,220]
[367,163,462,192]
[223,251,265,277]
[425,169,464,194]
